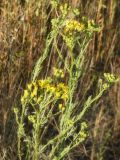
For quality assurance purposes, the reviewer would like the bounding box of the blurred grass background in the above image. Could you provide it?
[0,0,120,159]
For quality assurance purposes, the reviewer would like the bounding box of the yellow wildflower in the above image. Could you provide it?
[38,79,51,88]
[49,86,56,93]
[56,83,69,100]
[38,80,44,88]
[21,89,29,104]
[103,83,110,90]
[64,19,85,33]
[57,82,65,89]
[104,73,120,83]
[59,104,65,112]
[21,96,24,103]
[23,90,29,98]
[27,83,33,91]
[61,93,69,101]
[31,86,38,98]
[28,115,36,123]
[45,85,50,92]
[55,91,61,99]
[58,104,62,109]
[53,67,64,78]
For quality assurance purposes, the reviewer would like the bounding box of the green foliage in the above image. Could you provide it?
[14,2,120,160]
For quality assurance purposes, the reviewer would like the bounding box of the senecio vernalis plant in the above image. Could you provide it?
[14,2,120,160]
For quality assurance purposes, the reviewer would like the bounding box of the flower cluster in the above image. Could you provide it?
[75,122,88,143]
[64,19,85,34]
[104,73,119,83]
[58,104,65,112]
[55,83,69,100]
[21,77,69,107]
[53,67,64,78]
[98,73,120,91]
[79,122,88,142]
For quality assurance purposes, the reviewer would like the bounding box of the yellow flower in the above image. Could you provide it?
[28,115,36,123]
[64,19,85,34]
[59,104,65,112]
[58,104,62,109]
[56,83,69,100]
[45,84,51,92]
[75,23,84,32]
[49,86,56,93]
[38,80,45,88]
[57,83,65,89]
[21,96,25,103]
[38,79,51,88]
[53,67,64,78]
[23,90,29,98]
[55,91,61,98]
[61,93,69,101]
[21,89,29,104]
[103,83,110,90]
[27,83,33,91]
[31,87,38,98]
[104,73,120,83]
[79,131,87,139]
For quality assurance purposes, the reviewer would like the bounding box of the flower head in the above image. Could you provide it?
[53,67,64,78]
[64,19,85,34]
[59,103,65,112]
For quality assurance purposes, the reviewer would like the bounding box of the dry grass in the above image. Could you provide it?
[0,0,120,159]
